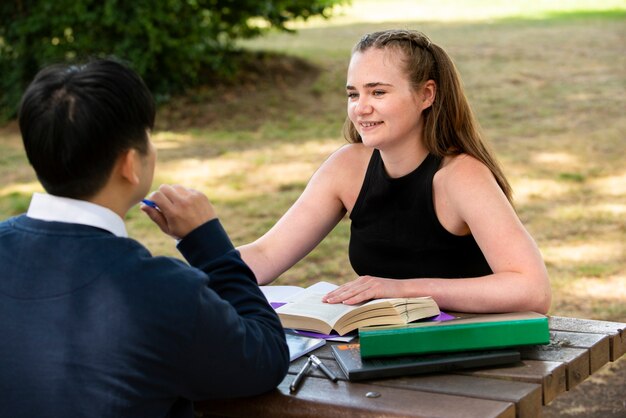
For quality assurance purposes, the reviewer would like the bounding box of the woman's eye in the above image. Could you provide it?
[347,92,358,99]
[373,90,386,96]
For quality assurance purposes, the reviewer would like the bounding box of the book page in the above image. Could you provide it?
[260,285,303,303]
[335,297,436,324]
[278,282,358,326]
[278,296,355,326]
[285,281,338,302]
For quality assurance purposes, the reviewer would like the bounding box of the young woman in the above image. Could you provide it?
[148,30,551,314]
[241,29,551,313]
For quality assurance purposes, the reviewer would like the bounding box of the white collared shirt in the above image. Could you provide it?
[26,192,128,238]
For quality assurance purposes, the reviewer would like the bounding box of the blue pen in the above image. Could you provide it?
[141,199,160,210]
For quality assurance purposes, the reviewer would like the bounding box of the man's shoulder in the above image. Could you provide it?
[94,235,204,283]
[70,239,209,314]
[0,214,25,229]
[0,215,208,292]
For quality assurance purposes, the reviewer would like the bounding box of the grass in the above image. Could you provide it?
[1,1,624,322]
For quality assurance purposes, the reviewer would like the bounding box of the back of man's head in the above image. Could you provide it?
[19,59,156,199]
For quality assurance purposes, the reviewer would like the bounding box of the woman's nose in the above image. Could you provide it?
[354,97,372,115]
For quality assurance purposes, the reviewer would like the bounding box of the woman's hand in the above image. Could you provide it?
[322,276,405,305]
[141,184,217,240]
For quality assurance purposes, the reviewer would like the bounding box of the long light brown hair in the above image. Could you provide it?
[343,29,513,204]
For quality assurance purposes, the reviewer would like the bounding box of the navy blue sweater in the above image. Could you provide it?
[0,215,289,417]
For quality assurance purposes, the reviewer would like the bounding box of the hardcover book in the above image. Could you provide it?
[331,344,521,381]
[274,282,440,336]
[359,311,550,358]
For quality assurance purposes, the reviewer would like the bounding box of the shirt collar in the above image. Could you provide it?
[26,192,128,238]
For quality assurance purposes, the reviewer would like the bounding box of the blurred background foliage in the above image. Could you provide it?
[0,0,347,121]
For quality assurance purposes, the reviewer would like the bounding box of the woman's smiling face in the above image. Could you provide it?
[346,47,425,150]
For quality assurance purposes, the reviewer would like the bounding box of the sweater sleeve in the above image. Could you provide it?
[175,219,289,399]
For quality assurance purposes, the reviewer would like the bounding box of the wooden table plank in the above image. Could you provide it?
[368,374,541,418]
[195,317,626,417]
[458,360,567,405]
[302,344,541,417]
[550,330,610,373]
[197,375,516,418]
[549,316,626,361]
[520,345,589,390]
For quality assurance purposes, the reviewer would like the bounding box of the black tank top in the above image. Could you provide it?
[349,149,492,279]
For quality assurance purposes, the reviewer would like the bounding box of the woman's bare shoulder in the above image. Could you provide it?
[438,153,493,185]
[323,143,373,172]
[441,153,489,172]
[316,143,373,211]
[436,153,500,203]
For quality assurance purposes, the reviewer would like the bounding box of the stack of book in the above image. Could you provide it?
[333,311,550,381]
[261,282,550,381]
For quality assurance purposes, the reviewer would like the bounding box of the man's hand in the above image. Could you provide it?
[141,184,217,240]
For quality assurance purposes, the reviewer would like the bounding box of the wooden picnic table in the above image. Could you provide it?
[196,316,625,418]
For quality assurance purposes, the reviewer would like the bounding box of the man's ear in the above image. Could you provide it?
[117,149,140,186]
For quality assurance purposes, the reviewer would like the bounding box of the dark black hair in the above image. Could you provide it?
[18,58,155,199]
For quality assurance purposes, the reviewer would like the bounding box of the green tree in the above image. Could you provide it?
[0,0,346,121]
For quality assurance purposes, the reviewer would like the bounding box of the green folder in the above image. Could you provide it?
[359,311,550,359]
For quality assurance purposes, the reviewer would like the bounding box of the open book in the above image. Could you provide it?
[271,282,440,336]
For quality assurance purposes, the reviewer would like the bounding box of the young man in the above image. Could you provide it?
[0,59,289,417]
